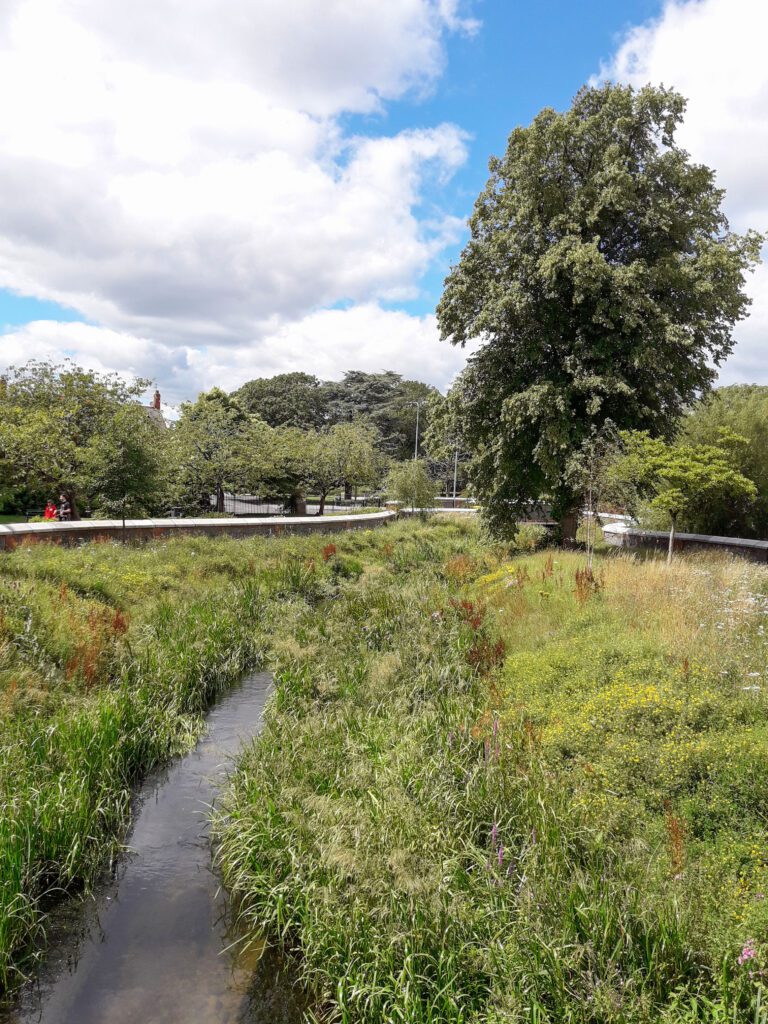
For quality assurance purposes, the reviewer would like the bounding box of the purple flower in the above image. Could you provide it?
[497,843,504,867]
[738,941,758,966]
[491,821,498,852]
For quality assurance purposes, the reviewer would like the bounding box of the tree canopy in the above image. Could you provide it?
[234,372,327,429]
[385,460,439,511]
[0,360,151,518]
[84,404,167,524]
[437,83,762,539]
[233,369,437,462]
[612,431,756,560]
[679,385,768,537]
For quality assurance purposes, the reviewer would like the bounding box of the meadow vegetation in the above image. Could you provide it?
[0,525,382,992]
[215,520,768,1023]
[2,517,768,1023]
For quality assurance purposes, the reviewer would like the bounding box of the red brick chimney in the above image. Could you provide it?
[152,389,161,410]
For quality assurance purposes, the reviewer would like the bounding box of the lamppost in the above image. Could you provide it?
[412,400,424,461]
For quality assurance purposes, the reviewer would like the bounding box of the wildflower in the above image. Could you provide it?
[738,941,757,966]
[491,821,498,852]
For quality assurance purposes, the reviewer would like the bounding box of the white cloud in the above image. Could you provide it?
[598,0,768,384]
[0,306,477,405]
[0,0,477,393]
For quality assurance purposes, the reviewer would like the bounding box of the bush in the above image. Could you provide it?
[513,522,549,552]
[384,460,439,510]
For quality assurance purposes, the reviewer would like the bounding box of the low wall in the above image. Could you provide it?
[602,522,768,563]
[0,511,396,551]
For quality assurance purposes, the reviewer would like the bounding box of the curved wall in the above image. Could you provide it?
[0,511,396,551]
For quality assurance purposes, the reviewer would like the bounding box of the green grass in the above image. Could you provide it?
[4,520,768,1021]
[0,523,410,992]
[214,532,768,1023]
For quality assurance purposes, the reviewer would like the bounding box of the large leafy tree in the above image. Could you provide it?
[437,84,762,539]
[305,421,380,515]
[680,385,768,537]
[234,372,327,429]
[0,360,149,519]
[235,370,437,463]
[171,388,250,512]
[324,371,436,461]
[83,404,168,528]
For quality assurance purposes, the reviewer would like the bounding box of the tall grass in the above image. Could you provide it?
[0,525,423,993]
[215,530,768,1022]
[4,519,768,1020]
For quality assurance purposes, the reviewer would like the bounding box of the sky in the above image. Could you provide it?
[0,0,765,408]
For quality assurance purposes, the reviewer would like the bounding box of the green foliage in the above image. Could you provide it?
[0,522,438,992]
[304,420,382,513]
[83,404,167,521]
[437,83,763,537]
[216,534,768,1023]
[615,431,757,541]
[170,388,275,512]
[234,371,327,429]
[385,459,439,509]
[323,370,437,461]
[680,385,768,537]
[235,369,438,462]
[5,520,768,1020]
[422,390,472,496]
[0,360,150,518]
[513,522,549,552]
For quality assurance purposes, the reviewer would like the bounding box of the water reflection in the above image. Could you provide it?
[1,672,306,1024]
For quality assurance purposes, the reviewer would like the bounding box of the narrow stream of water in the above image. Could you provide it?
[1,671,306,1024]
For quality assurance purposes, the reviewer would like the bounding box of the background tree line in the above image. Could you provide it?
[0,362,453,519]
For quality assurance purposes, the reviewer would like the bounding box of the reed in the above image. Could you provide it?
[215,528,768,1023]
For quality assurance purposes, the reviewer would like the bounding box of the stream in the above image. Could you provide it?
[0,671,306,1024]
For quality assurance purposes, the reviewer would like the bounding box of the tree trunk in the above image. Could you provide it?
[216,484,225,513]
[291,490,307,516]
[344,481,352,500]
[317,492,326,516]
[67,491,80,521]
[560,510,579,547]
[667,514,676,565]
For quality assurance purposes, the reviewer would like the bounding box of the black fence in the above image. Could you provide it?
[211,494,384,517]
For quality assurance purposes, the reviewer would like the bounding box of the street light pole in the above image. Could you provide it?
[452,446,459,508]
[413,400,423,461]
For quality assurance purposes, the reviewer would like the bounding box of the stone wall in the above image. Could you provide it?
[602,522,768,563]
[0,511,396,551]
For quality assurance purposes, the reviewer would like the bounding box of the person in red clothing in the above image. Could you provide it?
[43,500,57,521]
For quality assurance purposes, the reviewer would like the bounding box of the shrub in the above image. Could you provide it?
[513,522,549,552]
[384,460,439,510]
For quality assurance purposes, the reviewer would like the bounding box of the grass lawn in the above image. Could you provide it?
[0,515,26,524]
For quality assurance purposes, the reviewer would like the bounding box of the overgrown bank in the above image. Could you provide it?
[0,525,387,993]
[3,519,768,1021]
[216,528,768,1023]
